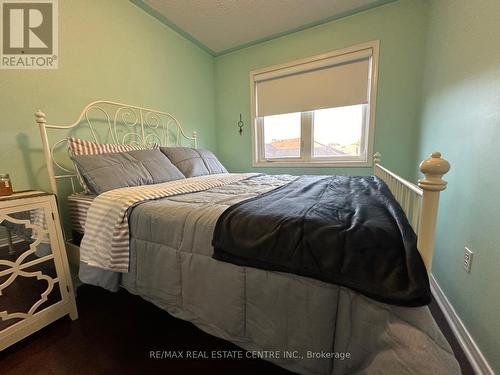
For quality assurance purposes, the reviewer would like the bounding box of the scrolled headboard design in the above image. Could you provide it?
[36,100,198,197]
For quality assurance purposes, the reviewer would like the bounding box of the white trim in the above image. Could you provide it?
[430,274,494,375]
[252,159,371,168]
[301,111,312,162]
[366,42,378,167]
[250,40,379,168]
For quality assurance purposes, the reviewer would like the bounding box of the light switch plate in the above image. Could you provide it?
[464,247,473,273]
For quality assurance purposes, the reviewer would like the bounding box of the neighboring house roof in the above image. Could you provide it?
[269,138,301,150]
[265,138,346,158]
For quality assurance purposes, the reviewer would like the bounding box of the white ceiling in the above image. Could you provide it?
[143,0,385,54]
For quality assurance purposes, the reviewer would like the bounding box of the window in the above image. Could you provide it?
[251,41,378,167]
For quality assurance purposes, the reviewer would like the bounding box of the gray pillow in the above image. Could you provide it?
[160,147,227,178]
[71,149,185,194]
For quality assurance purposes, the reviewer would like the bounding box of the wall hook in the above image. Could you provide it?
[237,114,244,135]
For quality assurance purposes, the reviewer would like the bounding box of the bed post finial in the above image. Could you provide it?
[417,151,450,272]
[192,130,198,148]
[418,152,450,191]
[373,152,382,164]
[35,110,47,124]
[36,109,58,196]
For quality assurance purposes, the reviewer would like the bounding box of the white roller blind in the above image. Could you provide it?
[255,48,372,117]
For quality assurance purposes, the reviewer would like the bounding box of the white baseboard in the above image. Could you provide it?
[430,274,494,375]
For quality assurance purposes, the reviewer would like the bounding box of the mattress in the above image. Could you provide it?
[79,175,460,375]
[67,193,96,234]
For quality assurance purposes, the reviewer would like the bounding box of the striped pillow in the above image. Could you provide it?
[68,137,158,193]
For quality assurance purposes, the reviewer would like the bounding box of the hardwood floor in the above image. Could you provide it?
[0,284,474,375]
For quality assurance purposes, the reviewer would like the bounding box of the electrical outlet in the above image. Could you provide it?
[464,247,473,273]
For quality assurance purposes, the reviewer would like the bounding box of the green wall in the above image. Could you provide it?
[0,0,216,192]
[416,0,500,371]
[214,0,426,180]
[2,0,498,370]
[214,0,499,369]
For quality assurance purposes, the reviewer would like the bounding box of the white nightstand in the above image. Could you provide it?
[0,191,78,350]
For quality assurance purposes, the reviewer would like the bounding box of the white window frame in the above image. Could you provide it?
[250,40,379,168]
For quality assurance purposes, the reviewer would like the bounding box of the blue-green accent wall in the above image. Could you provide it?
[214,0,426,180]
[0,0,216,192]
[1,0,498,371]
[416,0,500,371]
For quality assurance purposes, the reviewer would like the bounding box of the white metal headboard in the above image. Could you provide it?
[36,100,198,197]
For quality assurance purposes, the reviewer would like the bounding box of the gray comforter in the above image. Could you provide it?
[80,174,460,375]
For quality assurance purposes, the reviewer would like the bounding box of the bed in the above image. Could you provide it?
[36,101,459,375]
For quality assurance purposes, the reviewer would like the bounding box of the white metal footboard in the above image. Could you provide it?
[373,152,450,272]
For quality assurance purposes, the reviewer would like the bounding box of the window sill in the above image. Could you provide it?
[252,160,372,168]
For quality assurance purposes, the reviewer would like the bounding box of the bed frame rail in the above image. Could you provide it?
[373,152,450,271]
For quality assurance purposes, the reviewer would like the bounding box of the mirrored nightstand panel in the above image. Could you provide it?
[0,193,77,349]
